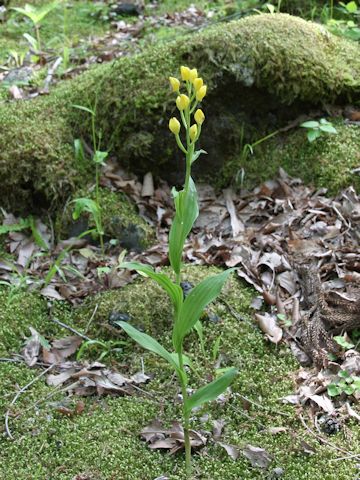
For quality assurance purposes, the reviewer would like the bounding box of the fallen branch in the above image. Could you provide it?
[42,57,62,94]
[5,364,54,440]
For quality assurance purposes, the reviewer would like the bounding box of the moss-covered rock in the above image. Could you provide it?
[1,13,360,211]
[232,121,360,193]
[58,187,154,250]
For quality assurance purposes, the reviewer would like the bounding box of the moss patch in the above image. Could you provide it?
[1,266,360,479]
[230,121,360,194]
[1,14,360,211]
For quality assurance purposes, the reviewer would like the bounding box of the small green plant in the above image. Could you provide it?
[44,229,94,287]
[7,50,27,68]
[72,105,109,253]
[115,66,237,478]
[77,339,127,361]
[233,126,279,189]
[277,313,292,328]
[12,2,58,53]
[300,118,338,142]
[334,334,355,350]
[0,215,48,250]
[328,369,360,397]
[327,1,360,40]
[0,271,32,306]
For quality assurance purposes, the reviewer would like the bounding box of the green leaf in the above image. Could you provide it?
[327,383,342,397]
[346,1,358,13]
[119,262,183,312]
[185,368,237,414]
[115,321,181,375]
[71,198,103,235]
[343,385,355,395]
[74,139,86,163]
[0,217,31,235]
[300,121,319,128]
[334,335,354,350]
[338,369,351,379]
[193,320,205,356]
[169,177,199,275]
[93,150,108,165]
[173,269,234,349]
[13,2,59,25]
[352,377,360,391]
[192,149,207,163]
[23,33,38,51]
[169,352,193,368]
[307,129,321,142]
[28,216,48,250]
[338,379,347,389]
[319,124,337,134]
[72,104,95,115]
[38,334,51,351]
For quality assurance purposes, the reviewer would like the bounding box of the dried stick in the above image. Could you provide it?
[5,364,54,439]
[42,57,62,93]
[50,317,91,341]
[299,414,360,460]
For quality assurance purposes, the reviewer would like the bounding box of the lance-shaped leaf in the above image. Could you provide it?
[169,177,199,275]
[185,368,238,414]
[173,269,234,350]
[115,321,184,379]
[119,262,183,311]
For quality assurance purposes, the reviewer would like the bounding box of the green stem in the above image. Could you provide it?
[178,349,192,478]
[35,24,41,52]
[95,164,104,254]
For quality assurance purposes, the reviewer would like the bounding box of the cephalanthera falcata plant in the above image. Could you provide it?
[116,66,237,477]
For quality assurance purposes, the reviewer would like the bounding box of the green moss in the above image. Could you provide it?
[0,266,360,478]
[57,187,154,250]
[1,14,360,211]
[231,121,360,193]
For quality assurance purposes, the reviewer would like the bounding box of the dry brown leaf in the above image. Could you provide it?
[254,313,283,344]
[242,444,272,469]
[217,442,240,460]
[22,327,41,367]
[43,336,83,364]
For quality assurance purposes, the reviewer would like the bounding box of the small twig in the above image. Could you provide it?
[228,404,266,429]
[42,57,62,94]
[0,356,50,367]
[84,303,98,334]
[299,414,360,459]
[5,365,54,440]
[51,317,91,341]
[219,298,254,326]
[13,383,65,419]
[238,393,292,418]
[129,383,160,402]
[332,452,360,462]
[0,357,22,363]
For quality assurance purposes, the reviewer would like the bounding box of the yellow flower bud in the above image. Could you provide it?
[189,69,198,82]
[194,109,205,125]
[180,66,191,81]
[193,77,203,91]
[189,124,198,142]
[176,94,190,111]
[196,85,207,102]
[169,76,180,92]
[169,117,181,135]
